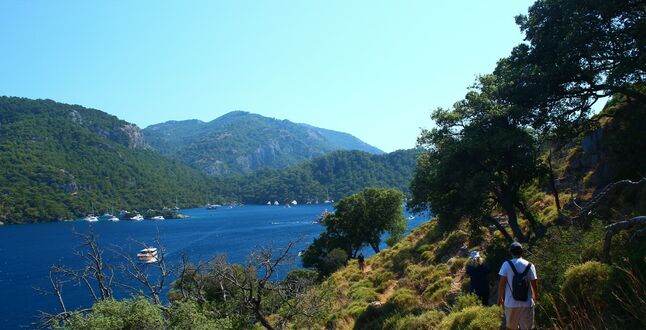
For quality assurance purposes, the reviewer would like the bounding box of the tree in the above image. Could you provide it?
[326,188,406,254]
[410,84,545,242]
[494,0,646,134]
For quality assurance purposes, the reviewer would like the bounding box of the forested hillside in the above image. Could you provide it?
[214,149,419,204]
[0,97,216,224]
[143,111,383,176]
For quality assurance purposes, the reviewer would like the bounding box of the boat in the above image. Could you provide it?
[408,215,415,220]
[136,247,158,264]
[151,215,165,220]
[206,203,220,210]
[84,215,99,222]
[266,201,271,205]
[84,203,99,222]
[130,214,144,221]
[108,215,120,222]
[291,200,298,205]
[273,201,279,206]
[174,197,180,211]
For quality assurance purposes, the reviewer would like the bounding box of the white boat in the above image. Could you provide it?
[130,214,144,221]
[108,215,120,222]
[151,216,165,220]
[291,200,298,205]
[273,201,279,206]
[136,247,158,264]
[266,201,271,205]
[84,215,99,222]
[323,200,332,204]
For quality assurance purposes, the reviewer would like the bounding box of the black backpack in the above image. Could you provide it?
[507,260,533,301]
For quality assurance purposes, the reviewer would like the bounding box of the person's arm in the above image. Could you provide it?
[530,279,538,302]
[497,276,507,306]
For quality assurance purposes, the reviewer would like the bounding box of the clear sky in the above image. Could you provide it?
[0,1,536,152]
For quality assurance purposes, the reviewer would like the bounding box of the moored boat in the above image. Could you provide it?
[130,214,144,221]
[136,247,158,263]
[151,215,165,220]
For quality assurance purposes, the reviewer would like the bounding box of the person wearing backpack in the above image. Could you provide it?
[497,242,538,330]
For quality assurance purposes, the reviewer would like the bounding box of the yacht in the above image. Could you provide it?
[108,215,120,222]
[136,247,158,264]
[84,214,99,222]
[151,215,165,220]
[273,201,279,206]
[291,200,298,205]
[206,204,220,210]
[267,201,272,205]
[130,214,144,221]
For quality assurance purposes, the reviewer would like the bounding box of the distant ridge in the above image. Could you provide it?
[144,111,384,175]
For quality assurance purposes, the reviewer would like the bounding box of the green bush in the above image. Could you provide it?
[561,261,612,307]
[440,305,502,330]
[168,301,233,330]
[434,230,468,262]
[451,293,481,313]
[350,280,379,303]
[390,288,419,310]
[383,310,445,330]
[59,297,165,330]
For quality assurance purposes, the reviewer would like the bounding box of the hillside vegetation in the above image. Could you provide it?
[144,111,383,176]
[0,97,216,224]
[214,149,418,204]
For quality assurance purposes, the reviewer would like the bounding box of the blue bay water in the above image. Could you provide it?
[0,205,427,329]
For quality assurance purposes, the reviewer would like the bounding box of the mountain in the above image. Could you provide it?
[213,148,419,204]
[0,97,217,224]
[143,111,384,175]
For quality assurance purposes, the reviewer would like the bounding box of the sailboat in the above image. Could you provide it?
[107,206,119,222]
[266,201,272,205]
[291,200,298,205]
[174,197,180,211]
[84,203,98,222]
[273,201,279,206]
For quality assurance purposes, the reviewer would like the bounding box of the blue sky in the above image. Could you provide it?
[0,1,535,152]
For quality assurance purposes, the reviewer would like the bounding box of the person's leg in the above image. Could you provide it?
[504,307,519,330]
[518,307,535,330]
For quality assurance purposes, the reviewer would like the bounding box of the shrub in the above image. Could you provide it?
[561,261,612,307]
[440,305,502,330]
[61,297,165,330]
[390,288,419,310]
[434,230,468,262]
[383,310,445,330]
[168,301,233,330]
[450,293,481,313]
[448,257,467,273]
[350,280,379,303]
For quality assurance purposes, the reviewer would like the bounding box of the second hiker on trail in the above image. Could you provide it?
[357,253,365,272]
[466,250,490,306]
[497,242,538,330]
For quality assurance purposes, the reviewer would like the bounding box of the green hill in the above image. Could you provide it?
[214,148,419,204]
[143,111,384,176]
[0,97,217,224]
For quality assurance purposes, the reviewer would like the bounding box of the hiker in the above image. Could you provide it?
[465,251,490,305]
[497,242,538,330]
[357,253,365,271]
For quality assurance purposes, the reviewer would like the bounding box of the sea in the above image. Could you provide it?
[0,204,427,329]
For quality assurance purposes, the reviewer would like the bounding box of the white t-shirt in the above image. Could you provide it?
[498,257,537,308]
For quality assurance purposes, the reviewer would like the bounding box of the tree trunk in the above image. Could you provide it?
[516,200,546,239]
[601,216,646,263]
[370,242,380,254]
[547,149,562,216]
[483,215,514,244]
[253,297,275,330]
[501,196,526,242]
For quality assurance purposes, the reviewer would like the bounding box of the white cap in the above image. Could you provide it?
[469,251,480,259]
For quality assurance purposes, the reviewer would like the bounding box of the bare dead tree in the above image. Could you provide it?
[172,240,323,330]
[601,216,646,263]
[571,177,646,225]
[112,235,169,305]
[34,229,115,328]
